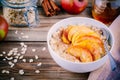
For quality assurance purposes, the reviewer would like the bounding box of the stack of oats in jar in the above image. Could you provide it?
[1,0,39,27]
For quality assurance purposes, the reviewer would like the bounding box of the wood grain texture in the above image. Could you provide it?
[0,42,89,80]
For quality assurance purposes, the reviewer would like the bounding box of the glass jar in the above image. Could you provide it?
[92,0,120,24]
[1,0,39,27]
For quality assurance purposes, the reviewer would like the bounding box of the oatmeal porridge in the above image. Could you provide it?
[49,24,111,63]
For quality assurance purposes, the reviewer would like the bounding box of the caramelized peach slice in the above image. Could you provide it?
[73,35,103,46]
[72,31,100,45]
[67,45,93,62]
[73,39,105,60]
[61,26,73,44]
[61,29,70,44]
[68,25,98,42]
[68,26,80,41]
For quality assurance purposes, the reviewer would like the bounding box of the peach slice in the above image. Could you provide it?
[67,45,93,62]
[61,26,73,44]
[68,25,98,42]
[73,35,103,46]
[68,26,80,41]
[73,39,105,60]
[61,29,70,44]
[72,31,100,45]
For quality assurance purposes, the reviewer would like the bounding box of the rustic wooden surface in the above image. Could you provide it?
[0,2,92,80]
[0,42,89,80]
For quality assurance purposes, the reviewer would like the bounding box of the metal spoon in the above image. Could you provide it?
[101,28,117,71]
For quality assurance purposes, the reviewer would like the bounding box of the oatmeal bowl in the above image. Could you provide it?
[47,17,114,73]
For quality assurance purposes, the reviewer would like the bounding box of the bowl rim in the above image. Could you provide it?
[47,17,114,65]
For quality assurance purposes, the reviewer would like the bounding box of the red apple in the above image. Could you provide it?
[0,15,9,41]
[61,0,88,14]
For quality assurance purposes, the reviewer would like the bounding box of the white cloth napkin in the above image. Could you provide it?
[109,15,120,61]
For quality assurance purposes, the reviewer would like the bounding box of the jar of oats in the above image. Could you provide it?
[1,0,39,27]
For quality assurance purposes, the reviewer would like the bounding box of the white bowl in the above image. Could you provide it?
[47,17,114,73]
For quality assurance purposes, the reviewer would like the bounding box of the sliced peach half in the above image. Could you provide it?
[67,45,93,62]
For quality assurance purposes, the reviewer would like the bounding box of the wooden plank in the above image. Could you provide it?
[0,42,89,80]
[88,15,120,80]
[4,30,48,41]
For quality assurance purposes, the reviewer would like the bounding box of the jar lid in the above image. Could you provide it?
[1,0,38,8]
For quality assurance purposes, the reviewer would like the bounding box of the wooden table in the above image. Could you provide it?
[0,3,94,80]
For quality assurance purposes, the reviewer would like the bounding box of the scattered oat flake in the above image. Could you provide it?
[15,30,18,34]
[21,48,27,51]
[23,45,27,48]
[0,54,3,57]
[13,59,18,63]
[10,64,15,68]
[20,32,24,35]
[15,56,19,59]
[8,61,15,68]
[20,42,25,46]
[10,77,15,80]
[42,47,46,51]
[35,70,40,74]
[6,56,13,60]
[19,55,24,59]
[22,35,29,39]
[8,61,13,65]
[16,53,21,57]
[2,51,6,54]
[2,70,6,73]
[29,59,34,63]
[19,70,24,75]
[37,62,42,66]
[7,51,13,56]
[35,55,39,60]
[13,52,17,56]
[32,49,36,52]
[22,59,26,62]
[3,58,6,61]
[6,70,10,74]
[21,51,26,54]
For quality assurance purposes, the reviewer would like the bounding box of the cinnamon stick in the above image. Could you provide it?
[41,0,60,16]
[42,1,51,16]
[45,0,54,13]
[49,0,60,12]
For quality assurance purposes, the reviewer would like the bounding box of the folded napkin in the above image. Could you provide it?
[88,15,120,80]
